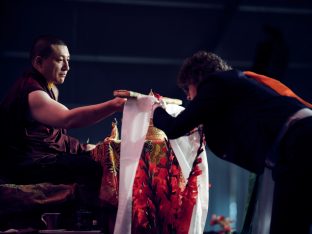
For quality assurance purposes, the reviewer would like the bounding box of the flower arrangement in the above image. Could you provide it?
[209,214,233,234]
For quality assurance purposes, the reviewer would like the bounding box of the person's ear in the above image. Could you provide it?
[32,56,43,70]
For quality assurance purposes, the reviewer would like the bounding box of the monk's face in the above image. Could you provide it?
[36,44,70,85]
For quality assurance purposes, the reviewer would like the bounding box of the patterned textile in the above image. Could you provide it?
[91,137,120,207]
[91,122,203,234]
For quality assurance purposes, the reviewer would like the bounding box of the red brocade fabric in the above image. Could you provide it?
[91,138,120,207]
[91,125,202,234]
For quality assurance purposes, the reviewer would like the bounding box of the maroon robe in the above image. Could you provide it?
[0,69,87,167]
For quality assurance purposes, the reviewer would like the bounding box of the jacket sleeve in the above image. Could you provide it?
[153,81,223,139]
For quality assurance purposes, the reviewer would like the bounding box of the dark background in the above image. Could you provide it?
[1,0,311,231]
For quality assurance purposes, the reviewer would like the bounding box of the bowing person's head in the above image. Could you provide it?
[177,50,232,100]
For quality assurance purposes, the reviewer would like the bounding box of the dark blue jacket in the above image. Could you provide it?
[153,70,305,174]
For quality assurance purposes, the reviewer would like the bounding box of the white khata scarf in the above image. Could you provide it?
[114,95,209,234]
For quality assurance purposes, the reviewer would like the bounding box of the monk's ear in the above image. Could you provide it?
[32,56,43,69]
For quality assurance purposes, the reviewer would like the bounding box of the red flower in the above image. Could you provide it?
[210,214,233,234]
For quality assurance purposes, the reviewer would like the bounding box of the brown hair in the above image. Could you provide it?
[177,50,232,92]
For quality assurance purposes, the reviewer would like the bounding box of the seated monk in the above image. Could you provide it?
[0,35,126,227]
